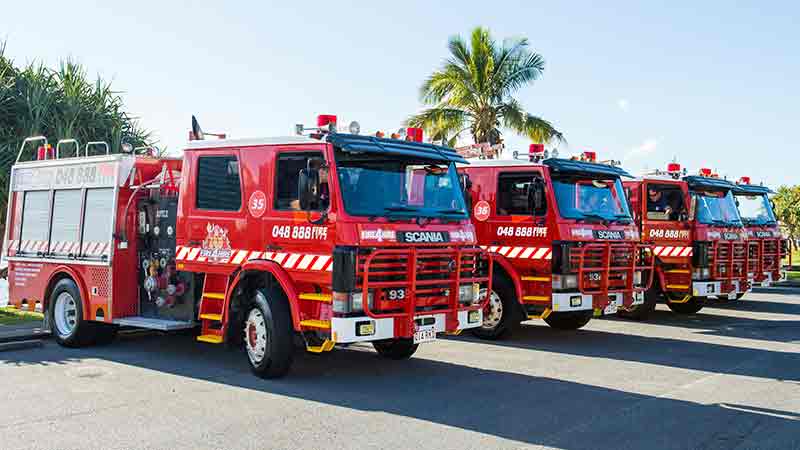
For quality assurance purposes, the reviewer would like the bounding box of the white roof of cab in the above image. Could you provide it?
[185,136,319,150]
[457,158,543,168]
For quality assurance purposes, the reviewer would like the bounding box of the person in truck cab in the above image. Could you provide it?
[647,187,674,219]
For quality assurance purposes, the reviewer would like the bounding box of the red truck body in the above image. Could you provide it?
[458,149,653,337]
[732,177,788,287]
[624,166,750,315]
[3,122,491,377]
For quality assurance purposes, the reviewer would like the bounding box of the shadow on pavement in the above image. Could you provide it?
[1,333,799,449]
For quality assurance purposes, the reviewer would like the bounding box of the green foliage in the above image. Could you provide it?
[0,43,152,230]
[773,185,800,249]
[407,27,563,151]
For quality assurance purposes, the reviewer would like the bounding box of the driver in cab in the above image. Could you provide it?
[647,187,674,219]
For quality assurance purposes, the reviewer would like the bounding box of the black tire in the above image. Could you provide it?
[243,287,294,379]
[666,297,704,314]
[49,278,96,347]
[471,275,522,340]
[93,323,119,345]
[543,311,593,330]
[373,338,419,360]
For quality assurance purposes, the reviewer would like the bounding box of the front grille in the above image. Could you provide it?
[568,243,653,294]
[357,246,485,312]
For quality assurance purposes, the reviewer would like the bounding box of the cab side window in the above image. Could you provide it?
[497,172,546,216]
[196,156,242,211]
[275,152,326,211]
[645,183,685,221]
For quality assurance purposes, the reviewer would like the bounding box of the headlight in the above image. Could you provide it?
[332,290,374,314]
[633,270,643,286]
[692,268,710,280]
[552,274,578,290]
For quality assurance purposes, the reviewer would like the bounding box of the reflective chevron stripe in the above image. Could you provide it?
[653,246,692,257]
[480,245,552,260]
[175,246,334,272]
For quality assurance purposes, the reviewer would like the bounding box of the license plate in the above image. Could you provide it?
[603,303,619,315]
[727,291,736,300]
[413,325,436,344]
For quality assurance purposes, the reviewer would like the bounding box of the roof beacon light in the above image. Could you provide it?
[317,114,338,132]
[581,151,597,163]
[406,127,424,143]
[528,143,546,162]
[699,167,712,177]
[738,176,751,185]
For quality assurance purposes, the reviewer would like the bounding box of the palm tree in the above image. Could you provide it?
[407,27,563,153]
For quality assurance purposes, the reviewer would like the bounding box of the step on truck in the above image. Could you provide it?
[457,145,653,338]
[1,116,491,378]
[732,176,788,288]
[622,164,749,317]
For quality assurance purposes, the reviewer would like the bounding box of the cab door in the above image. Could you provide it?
[261,147,335,283]
[641,181,691,259]
[487,169,550,270]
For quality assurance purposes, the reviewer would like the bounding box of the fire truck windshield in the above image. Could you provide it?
[552,176,632,222]
[334,151,468,220]
[734,192,776,225]
[694,190,743,226]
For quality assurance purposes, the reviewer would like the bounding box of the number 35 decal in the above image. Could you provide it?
[248,191,267,218]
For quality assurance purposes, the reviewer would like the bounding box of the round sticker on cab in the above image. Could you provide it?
[473,200,491,222]
[248,190,267,218]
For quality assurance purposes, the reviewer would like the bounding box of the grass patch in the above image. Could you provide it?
[785,271,800,282]
[0,307,44,326]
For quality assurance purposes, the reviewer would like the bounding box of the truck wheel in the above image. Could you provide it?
[471,275,521,340]
[373,339,418,360]
[666,297,704,314]
[243,287,294,379]
[619,287,660,321]
[49,278,96,347]
[543,311,592,330]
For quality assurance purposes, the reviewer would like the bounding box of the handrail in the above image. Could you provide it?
[55,139,80,159]
[16,136,48,163]
[576,242,654,295]
[85,141,110,157]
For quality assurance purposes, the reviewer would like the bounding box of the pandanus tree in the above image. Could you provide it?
[407,27,563,153]
[0,42,153,240]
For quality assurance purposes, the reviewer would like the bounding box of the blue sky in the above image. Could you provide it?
[3,0,798,186]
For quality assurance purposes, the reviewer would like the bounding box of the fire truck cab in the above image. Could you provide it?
[732,177,788,287]
[623,165,749,317]
[2,117,491,378]
[458,145,652,338]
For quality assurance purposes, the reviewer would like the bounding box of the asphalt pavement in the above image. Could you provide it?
[1,287,798,450]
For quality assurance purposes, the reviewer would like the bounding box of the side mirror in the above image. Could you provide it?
[297,168,320,210]
[459,173,473,211]
[530,177,546,214]
[688,195,697,220]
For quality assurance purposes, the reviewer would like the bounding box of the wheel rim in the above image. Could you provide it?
[54,292,78,337]
[244,307,268,365]
[481,289,503,330]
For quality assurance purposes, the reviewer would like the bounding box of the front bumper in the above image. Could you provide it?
[692,280,747,299]
[550,291,643,315]
[331,309,483,344]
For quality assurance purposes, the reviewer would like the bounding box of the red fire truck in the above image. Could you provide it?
[2,116,491,378]
[622,164,749,318]
[458,145,653,338]
[732,177,788,288]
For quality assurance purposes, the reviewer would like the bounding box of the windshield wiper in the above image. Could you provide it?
[436,208,466,215]
[384,206,420,213]
[613,214,633,223]
[576,213,608,224]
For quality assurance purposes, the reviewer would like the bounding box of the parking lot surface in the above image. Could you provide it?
[1,287,799,450]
